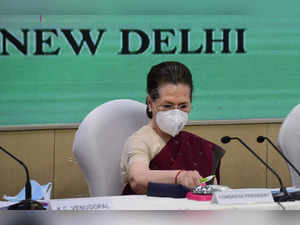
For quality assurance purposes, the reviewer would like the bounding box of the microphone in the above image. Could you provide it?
[256,136,300,177]
[220,136,231,144]
[221,136,291,202]
[256,136,300,200]
[0,145,45,210]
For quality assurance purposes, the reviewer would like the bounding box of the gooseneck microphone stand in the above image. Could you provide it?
[257,136,300,200]
[221,136,293,202]
[0,145,45,210]
[257,136,300,177]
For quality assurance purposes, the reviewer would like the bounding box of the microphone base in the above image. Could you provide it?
[273,191,300,202]
[8,200,46,210]
[289,191,300,200]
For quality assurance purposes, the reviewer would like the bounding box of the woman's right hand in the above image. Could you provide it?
[176,170,202,189]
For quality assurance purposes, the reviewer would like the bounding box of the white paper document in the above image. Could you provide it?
[50,197,113,210]
[212,189,274,205]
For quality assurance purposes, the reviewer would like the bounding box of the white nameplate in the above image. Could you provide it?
[212,190,274,205]
[50,197,113,210]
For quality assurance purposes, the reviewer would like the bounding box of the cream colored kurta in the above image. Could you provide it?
[120,123,167,187]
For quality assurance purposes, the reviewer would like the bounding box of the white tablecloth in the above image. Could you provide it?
[48,195,300,210]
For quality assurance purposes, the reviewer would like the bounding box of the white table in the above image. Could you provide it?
[49,195,300,210]
[2,197,300,225]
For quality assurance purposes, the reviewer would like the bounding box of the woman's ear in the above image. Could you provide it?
[146,96,152,109]
[146,96,153,119]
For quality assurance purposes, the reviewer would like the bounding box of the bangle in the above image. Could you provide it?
[175,170,183,184]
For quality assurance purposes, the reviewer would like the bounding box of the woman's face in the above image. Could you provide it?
[149,83,191,118]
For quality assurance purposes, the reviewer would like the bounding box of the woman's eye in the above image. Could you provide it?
[179,104,187,109]
[161,105,172,109]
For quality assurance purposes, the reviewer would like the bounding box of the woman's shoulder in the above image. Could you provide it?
[126,124,158,145]
[123,123,166,159]
[130,123,155,138]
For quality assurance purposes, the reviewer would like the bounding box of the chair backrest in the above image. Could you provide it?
[278,104,300,188]
[73,99,150,196]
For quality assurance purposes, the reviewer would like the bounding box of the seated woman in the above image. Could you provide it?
[120,61,225,195]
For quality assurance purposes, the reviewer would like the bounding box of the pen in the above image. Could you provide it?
[200,175,215,183]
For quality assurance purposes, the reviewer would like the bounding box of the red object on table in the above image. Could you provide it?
[186,192,213,201]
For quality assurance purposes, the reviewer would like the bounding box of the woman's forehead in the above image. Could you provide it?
[157,83,191,102]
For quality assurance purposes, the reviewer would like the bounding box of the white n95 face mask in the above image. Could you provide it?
[156,109,188,137]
